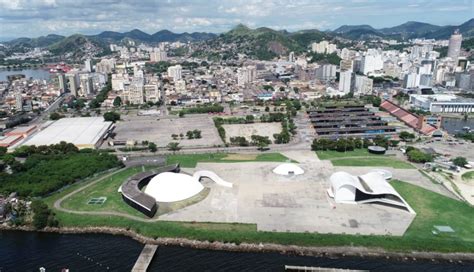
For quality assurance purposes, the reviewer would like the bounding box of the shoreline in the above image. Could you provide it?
[1,225,473,263]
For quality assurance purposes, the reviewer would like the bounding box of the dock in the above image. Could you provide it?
[284,265,369,272]
[132,244,158,272]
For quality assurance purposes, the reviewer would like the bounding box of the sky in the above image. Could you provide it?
[0,0,472,40]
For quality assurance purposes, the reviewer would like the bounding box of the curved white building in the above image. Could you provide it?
[273,163,304,176]
[145,172,204,202]
[328,171,414,213]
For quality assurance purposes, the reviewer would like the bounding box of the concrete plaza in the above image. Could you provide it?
[159,153,417,236]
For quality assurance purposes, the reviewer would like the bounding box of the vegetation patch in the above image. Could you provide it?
[330,157,414,169]
[461,171,474,182]
[166,152,292,168]
[0,143,122,197]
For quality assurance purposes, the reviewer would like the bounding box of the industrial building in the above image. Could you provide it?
[308,105,397,139]
[22,117,113,149]
[409,94,474,113]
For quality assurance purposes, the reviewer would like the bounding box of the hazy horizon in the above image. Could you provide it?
[0,0,472,40]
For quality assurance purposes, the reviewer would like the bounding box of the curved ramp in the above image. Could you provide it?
[193,170,233,188]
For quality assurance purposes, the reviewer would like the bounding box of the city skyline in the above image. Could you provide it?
[0,0,473,40]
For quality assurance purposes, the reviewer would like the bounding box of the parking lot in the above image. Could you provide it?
[222,123,282,142]
[113,114,223,148]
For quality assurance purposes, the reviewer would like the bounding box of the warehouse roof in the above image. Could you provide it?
[22,117,112,148]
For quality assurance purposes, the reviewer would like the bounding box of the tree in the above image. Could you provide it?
[31,200,57,229]
[178,111,185,118]
[148,142,157,152]
[0,146,7,156]
[245,115,254,123]
[407,149,433,163]
[167,142,181,153]
[264,106,270,112]
[49,112,64,120]
[186,131,194,139]
[193,129,202,139]
[399,131,416,141]
[452,157,468,167]
[113,96,122,107]
[103,111,120,122]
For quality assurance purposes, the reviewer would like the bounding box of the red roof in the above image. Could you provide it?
[380,100,436,135]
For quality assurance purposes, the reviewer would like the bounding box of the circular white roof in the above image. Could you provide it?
[369,169,393,180]
[144,172,204,202]
[273,163,304,176]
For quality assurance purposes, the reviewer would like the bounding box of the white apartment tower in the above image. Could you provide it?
[338,70,353,94]
[167,65,182,81]
[447,30,462,61]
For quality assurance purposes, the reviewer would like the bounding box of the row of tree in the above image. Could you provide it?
[311,135,390,152]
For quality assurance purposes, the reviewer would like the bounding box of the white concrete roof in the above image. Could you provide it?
[329,171,414,213]
[273,163,304,176]
[144,172,204,202]
[22,117,112,148]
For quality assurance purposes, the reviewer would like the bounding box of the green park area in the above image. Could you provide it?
[462,171,474,182]
[166,152,293,168]
[316,149,415,169]
[44,157,474,253]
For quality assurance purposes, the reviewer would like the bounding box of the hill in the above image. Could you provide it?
[331,19,474,40]
[207,24,330,60]
[48,34,110,59]
[5,34,65,48]
[94,29,216,43]
[333,24,376,34]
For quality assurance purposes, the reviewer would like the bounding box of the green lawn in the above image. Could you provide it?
[166,152,292,168]
[60,167,151,218]
[461,171,474,182]
[391,180,474,248]
[316,149,386,160]
[331,157,415,169]
[45,176,474,253]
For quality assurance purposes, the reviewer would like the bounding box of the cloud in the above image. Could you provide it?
[0,0,472,39]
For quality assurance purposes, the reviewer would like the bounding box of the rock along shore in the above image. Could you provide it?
[1,225,473,263]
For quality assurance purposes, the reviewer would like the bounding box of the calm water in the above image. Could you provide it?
[442,117,474,135]
[0,68,51,81]
[1,231,473,272]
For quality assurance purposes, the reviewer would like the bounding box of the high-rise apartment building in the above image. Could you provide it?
[447,30,462,61]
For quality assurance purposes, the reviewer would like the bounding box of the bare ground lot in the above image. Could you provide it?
[222,123,282,142]
[113,115,223,148]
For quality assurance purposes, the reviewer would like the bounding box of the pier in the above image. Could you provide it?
[284,265,369,272]
[132,244,158,272]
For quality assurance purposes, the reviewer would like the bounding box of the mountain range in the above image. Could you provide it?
[1,19,472,60]
[333,19,473,40]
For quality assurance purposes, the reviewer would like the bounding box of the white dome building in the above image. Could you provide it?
[144,172,204,202]
[273,163,304,176]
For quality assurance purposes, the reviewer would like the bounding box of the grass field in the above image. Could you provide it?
[461,171,474,182]
[315,149,414,169]
[45,174,474,253]
[316,149,386,160]
[60,167,153,218]
[331,157,415,169]
[166,152,292,168]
